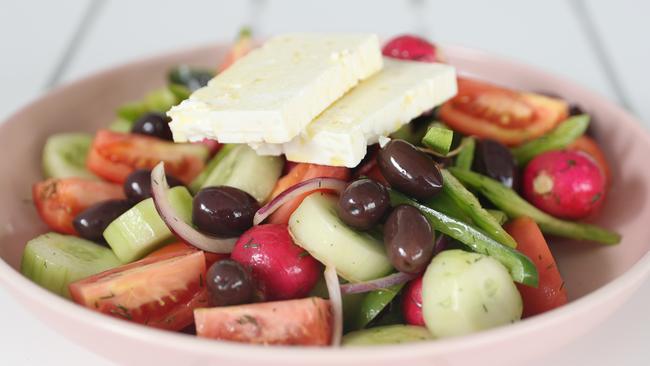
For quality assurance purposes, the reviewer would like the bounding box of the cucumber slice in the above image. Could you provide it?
[197,144,283,202]
[20,233,120,297]
[189,144,237,193]
[288,193,393,282]
[342,325,433,346]
[42,133,97,179]
[103,186,193,263]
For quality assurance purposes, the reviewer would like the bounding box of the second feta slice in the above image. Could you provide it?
[168,33,383,144]
[251,58,457,167]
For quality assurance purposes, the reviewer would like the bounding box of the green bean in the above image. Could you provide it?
[454,137,476,170]
[441,169,517,248]
[487,210,508,225]
[512,115,590,165]
[389,190,538,287]
[422,125,454,155]
[448,167,621,245]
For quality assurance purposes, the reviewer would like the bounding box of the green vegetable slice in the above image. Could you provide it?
[512,114,590,165]
[454,136,476,170]
[440,169,517,248]
[389,190,538,287]
[422,125,454,155]
[342,325,433,346]
[448,167,621,245]
[355,284,404,330]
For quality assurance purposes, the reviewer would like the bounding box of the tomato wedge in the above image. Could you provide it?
[438,78,569,146]
[87,130,208,184]
[69,251,207,331]
[194,297,332,345]
[505,217,568,317]
[32,178,125,234]
[268,163,350,224]
[146,241,228,269]
[568,135,611,185]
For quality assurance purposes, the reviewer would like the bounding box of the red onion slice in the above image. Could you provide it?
[150,162,236,253]
[339,272,418,295]
[253,177,347,225]
[324,265,343,347]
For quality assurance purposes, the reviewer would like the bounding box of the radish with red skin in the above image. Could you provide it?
[382,35,439,63]
[402,275,425,326]
[231,224,322,301]
[523,150,606,220]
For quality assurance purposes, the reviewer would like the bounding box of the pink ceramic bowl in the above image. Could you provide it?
[0,44,649,366]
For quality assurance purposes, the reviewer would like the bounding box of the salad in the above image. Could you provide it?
[21,30,621,347]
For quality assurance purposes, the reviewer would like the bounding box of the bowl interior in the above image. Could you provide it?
[1,44,649,309]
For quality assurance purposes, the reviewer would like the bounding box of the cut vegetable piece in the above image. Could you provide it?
[448,167,621,245]
[422,250,522,338]
[108,118,133,133]
[189,144,236,193]
[117,87,180,123]
[87,130,208,184]
[389,190,538,286]
[454,137,476,170]
[42,133,97,180]
[512,114,590,165]
[355,284,404,330]
[21,233,120,297]
[438,77,569,146]
[194,297,332,345]
[197,144,283,202]
[32,177,126,234]
[288,193,392,282]
[69,251,207,331]
[146,241,228,269]
[422,125,454,155]
[104,186,193,263]
[440,169,517,248]
[487,209,508,225]
[342,325,433,346]
[505,217,568,317]
[568,135,612,185]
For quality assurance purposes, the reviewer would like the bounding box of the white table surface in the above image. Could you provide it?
[1,0,648,364]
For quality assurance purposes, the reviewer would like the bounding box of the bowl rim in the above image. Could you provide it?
[1,42,649,362]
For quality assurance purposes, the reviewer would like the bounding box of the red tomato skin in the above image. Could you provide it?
[382,35,438,62]
[505,217,568,318]
[268,163,350,224]
[146,241,228,269]
[568,136,611,185]
[231,224,322,301]
[32,178,125,234]
[438,78,569,146]
[194,297,332,345]
[69,251,207,331]
[523,150,606,219]
[402,276,425,326]
[87,130,207,184]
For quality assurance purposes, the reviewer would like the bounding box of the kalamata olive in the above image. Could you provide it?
[168,65,215,92]
[131,112,173,141]
[473,139,519,190]
[377,139,443,200]
[338,179,390,230]
[206,259,255,307]
[124,169,184,203]
[193,186,260,237]
[383,205,435,274]
[73,199,132,242]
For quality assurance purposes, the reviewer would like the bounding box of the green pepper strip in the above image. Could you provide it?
[389,190,538,287]
[512,114,590,165]
[441,169,518,248]
[448,167,621,245]
[422,125,454,155]
[454,137,476,170]
[487,209,508,225]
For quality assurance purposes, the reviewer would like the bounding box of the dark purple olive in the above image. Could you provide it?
[73,199,132,243]
[377,139,443,200]
[206,259,255,307]
[383,205,435,274]
[338,179,390,230]
[131,112,173,141]
[193,186,259,237]
[473,139,519,190]
[124,169,184,203]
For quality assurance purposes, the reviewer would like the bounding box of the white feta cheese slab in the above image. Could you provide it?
[250,58,457,167]
[168,33,383,144]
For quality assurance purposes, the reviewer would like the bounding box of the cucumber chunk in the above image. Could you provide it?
[196,144,283,202]
[342,325,433,346]
[20,233,120,297]
[103,186,192,263]
[42,133,97,179]
[288,193,392,282]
